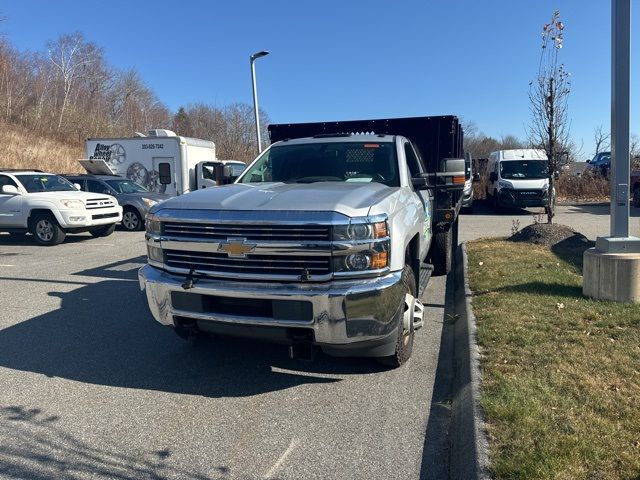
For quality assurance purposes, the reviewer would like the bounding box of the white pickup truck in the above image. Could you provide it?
[0,170,122,245]
[139,116,466,367]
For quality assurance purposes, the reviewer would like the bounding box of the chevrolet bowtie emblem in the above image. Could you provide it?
[218,238,256,258]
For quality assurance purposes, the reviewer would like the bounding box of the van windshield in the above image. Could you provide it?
[500,160,548,180]
[238,142,399,187]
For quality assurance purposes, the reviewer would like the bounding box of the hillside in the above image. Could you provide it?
[0,122,84,174]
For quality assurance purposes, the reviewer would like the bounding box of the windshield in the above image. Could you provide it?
[500,160,548,180]
[15,174,77,193]
[238,141,399,187]
[590,152,610,165]
[105,179,149,193]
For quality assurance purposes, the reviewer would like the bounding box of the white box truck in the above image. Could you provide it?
[83,130,245,196]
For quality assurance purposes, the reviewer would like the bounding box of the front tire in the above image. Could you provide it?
[31,213,66,246]
[122,207,143,231]
[90,223,116,238]
[377,264,416,368]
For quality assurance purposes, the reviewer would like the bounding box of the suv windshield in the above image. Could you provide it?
[15,174,77,193]
[238,141,399,187]
[500,160,548,180]
[105,179,148,194]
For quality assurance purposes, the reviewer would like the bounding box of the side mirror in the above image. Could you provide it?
[472,172,480,182]
[554,171,560,180]
[1,185,20,195]
[214,164,233,185]
[441,158,465,175]
[73,183,82,190]
[489,172,498,182]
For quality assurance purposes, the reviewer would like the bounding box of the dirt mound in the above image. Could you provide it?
[508,223,589,247]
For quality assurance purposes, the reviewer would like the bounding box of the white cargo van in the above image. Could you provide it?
[486,149,553,210]
[83,130,245,196]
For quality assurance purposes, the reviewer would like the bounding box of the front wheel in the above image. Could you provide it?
[31,213,66,246]
[122,208,143,231]
[377,265,418,368]
[90,223,116,238]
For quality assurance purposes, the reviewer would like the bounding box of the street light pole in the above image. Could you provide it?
[250,50,270,154]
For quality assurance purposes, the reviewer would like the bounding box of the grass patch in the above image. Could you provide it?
[467,239,640,480]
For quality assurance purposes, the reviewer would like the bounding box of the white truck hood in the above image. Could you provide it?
[155,182,399,217]
[27,191,114,201]
[503,178,548,189]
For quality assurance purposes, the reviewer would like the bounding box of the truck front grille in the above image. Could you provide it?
[164,249,331,278]
[86,197,116,209]
[162,222,331,242]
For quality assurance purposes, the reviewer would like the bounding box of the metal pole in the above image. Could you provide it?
[611,0,631,238]
[250,59,262,154]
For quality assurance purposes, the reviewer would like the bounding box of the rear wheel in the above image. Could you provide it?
[90,223,116,238]
[377,264,418,368]
[122,207,143,231]
[31,213,66,246]
[430,226,452,276]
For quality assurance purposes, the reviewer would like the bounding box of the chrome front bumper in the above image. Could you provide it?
[138,265,404,352]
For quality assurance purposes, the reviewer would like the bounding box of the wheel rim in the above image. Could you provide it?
[123,211,139,230]
[36,219,54,242]
[402,293,424,345]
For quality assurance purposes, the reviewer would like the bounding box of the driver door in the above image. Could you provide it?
[0,175,24,226]
[404,142,433,258]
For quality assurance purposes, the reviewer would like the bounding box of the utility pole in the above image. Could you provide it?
[250,50,270,154]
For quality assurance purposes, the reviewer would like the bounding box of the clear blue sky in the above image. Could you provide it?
[1,0,637,158]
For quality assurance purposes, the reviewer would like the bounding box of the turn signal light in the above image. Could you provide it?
[370,251,388,269]
[373,221,388,238]
[452,175,466,184]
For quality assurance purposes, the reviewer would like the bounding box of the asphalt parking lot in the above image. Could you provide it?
[0,204,630,479]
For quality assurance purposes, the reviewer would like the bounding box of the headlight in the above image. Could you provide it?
[143,197,158,208]
[60,199,85,209]
[333,218,388,241]
[145,214,161,235]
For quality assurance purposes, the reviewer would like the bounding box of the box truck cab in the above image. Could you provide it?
[486,149,552,209]
[83,130,245,196]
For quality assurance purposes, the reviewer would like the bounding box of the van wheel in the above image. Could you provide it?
[122,207,143,231]
[377,264,416,368]
[430,226,452,276]
[31,213,66,246]
[90,223,116,238]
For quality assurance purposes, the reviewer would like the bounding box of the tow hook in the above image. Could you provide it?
[404,294,425,332]
[181,269,198,290]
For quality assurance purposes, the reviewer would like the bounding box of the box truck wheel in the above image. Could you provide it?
[377,264,416,368]
[90,223,116,238]
[31,213,66,246]
[430,225,452,276]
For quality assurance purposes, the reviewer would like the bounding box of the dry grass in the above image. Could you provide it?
[467,239,640,479]
[0,122,84,174]
[557,172,610,202]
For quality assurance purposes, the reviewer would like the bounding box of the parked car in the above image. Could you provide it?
[63,174,169,231]
[140,115,467,367]
[461,152,480,212]
[0,169,122,245]
[585,151,611,177]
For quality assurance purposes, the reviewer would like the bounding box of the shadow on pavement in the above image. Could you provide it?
[460,201,541,217]
[562,203,640,217]
[0,233,90,246]
[0,405,218,479]
[419,268,456,479]
[0,257,393,398]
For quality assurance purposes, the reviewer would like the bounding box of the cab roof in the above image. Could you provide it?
[273,134,396,147]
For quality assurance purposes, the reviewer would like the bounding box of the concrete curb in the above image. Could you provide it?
[449,244,491,479]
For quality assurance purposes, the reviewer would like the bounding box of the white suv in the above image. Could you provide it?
[0,170,123,246]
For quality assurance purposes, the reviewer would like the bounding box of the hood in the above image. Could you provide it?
[27,191,115,202]
[153,182,398,217]
[501,178,548,190]
[117,192,171,202]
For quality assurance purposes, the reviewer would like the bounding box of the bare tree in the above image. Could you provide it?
[47,32,100,132]
[528,11,571,223]
[593,125,610,155]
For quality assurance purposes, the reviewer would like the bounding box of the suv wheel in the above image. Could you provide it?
[122,208,143,231]
[32,213,66,246]
[90,223,116,238]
